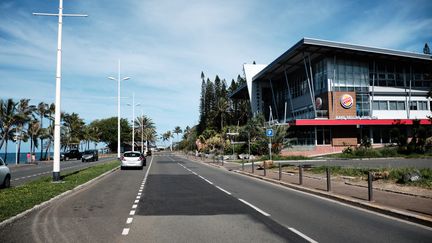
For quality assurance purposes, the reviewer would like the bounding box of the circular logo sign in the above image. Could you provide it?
[340,94,353,109]
[315,97,322,110]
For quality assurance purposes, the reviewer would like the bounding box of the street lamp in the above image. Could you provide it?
[33,0,87,182]
[127,92,140,152]
[108,60,130,158]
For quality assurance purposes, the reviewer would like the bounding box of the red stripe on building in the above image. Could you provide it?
[293,119,432,126]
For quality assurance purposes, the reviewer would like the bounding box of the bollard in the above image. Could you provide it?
[252,161,254,174]
[299,165,303,185]
[326,167,331,192]
[242,160,244,171]
[264,162,267,177]
[278,162,282,180]
[368,171,374,201]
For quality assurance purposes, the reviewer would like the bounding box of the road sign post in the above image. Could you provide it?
[266,129,273,161]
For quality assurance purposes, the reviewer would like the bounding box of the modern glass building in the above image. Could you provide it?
[231,38,432,148]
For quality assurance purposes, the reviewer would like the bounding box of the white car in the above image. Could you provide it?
[120,151,146,170]
[0,157,11,188]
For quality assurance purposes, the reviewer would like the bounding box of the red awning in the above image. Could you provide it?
[292,119,432,126]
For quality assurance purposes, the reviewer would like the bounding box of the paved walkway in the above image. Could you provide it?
[181,154,432,225]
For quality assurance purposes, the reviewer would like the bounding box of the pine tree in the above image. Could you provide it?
[205,78,216,129]
[197,74,207,134]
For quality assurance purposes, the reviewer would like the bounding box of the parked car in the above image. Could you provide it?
[120,151,146,170]
[63,150,82,160]
[0,157,11,188]
[82,150,99,162]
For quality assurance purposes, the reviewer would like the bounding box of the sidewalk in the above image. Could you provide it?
[180,154,432,226]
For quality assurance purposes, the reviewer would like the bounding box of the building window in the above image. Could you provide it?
[380,101,388,110]
[418,101,428,110]
[389,101,397,110]
[397,101,405,110]
[410,101,418,110]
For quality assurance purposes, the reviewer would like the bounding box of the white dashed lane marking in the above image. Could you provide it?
[121,156,154,236]
[122,228,130,235]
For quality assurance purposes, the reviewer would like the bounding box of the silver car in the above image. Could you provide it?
[120,151,146,170]
[0,157,11,188]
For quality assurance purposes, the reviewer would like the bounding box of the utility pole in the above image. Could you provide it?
[33,0,87,181]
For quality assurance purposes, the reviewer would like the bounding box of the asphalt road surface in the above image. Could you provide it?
[1,153,431,242]
[8,156,116,186]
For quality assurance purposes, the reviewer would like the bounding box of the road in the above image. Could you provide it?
[1,153,431,242]
[8,156,116,186]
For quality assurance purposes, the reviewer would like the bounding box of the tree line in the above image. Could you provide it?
[0,98,157,163]
[174,72,288,156]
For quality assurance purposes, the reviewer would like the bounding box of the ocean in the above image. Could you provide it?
[0,152,54,164]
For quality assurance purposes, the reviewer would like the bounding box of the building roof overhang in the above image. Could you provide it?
[291,119,432,126]
[253,38,432,81]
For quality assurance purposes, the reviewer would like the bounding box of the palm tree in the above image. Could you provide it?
[0,99,20,154]
[173,126,182,150]
[162,131,173,151]
[134,115,156,153]
[27,119,41,156]
[43,103,55,160]
[15,99,36,163]
[36,102,48,160]
[216,97,229,131]
[62,112,85,150]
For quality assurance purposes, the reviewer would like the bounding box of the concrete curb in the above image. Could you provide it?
[233,170,432,228]
[344,181,432,200]
[0,166,120,229]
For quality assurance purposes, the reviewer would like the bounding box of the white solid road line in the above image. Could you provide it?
[288,227,318,243]
[216,186,232,195]
[238,199,271,217]
[122,228,130,235]
[203,178,213,185]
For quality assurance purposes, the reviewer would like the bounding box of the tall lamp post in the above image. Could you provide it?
[108,60,130,158]
[33,0,87,181]
[127,92,140,152]
[140,109,144,154]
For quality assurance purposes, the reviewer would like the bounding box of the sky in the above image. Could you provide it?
[1,0,431,152]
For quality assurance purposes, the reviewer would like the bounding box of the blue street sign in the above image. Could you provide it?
[266,129,273,137]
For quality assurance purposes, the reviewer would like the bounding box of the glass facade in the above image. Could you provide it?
[328,58,370,116]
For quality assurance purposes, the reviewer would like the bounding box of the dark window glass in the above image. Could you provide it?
[397,101,405,110]
[389,101,397,110]
[379,101,388,110]
[410,101,418,110]
[373,101,379,110]
[124,152,141,157]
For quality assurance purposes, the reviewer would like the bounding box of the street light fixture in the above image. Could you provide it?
[108,60,130,158]
[127,92,140,152]
[33,0,87,182]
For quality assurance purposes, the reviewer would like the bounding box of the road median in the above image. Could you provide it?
[0,160,119,227]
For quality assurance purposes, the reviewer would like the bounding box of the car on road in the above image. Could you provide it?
[120,151,146,170]
[63,150,82,161]
[0,157,11,188]
[82,150,99,162]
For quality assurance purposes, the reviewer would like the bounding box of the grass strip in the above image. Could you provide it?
[308,166,432,189]
[0,160,119,222]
